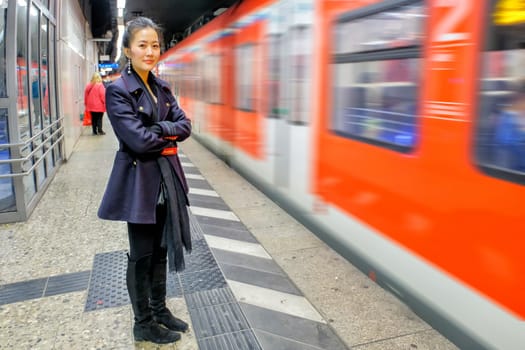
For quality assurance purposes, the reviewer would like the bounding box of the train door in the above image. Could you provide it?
[273,0,314,191]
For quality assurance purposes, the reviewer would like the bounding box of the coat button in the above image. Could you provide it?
[139,106,144,111]
[166,102,170,107]
[132,160,137,166]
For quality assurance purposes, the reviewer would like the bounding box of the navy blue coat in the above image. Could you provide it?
[98,71,191,224]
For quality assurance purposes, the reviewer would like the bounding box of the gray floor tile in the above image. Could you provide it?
[200,223,258,243]
[255,329,329,350]
[195,216,248,231]
[189,194,230,211]
[241,303,349,350]
[221,263,301,296]
[212,248,285,275]
[187,178,214,190]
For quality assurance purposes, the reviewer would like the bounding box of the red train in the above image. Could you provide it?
[158,1,525,348]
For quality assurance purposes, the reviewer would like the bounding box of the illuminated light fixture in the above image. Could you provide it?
[214,8,227,16]
[117,0,126,17]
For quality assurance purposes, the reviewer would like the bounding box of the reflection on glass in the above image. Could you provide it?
[0,8,6,98]
[331,1,424,152]
[289,26,311,124]
[0,109,16,212]
[266,34,281,118]
[17,0,29,138]
[235,45,254,111]
[30,5,41,129]
[331,59,419,149]
[334,2,425,55]
[476,1,525,179]
[40,14,54,174]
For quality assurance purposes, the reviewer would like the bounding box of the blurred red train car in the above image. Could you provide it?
[159,0,525,348]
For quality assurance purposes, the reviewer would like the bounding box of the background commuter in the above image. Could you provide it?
[494,80,525,171]
[84,72,106,135]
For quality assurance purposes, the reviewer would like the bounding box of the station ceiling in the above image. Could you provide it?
[123,0,239,45]
[86,0,240,62]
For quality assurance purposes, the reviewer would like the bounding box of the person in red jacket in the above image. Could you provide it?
[84,72,106,135]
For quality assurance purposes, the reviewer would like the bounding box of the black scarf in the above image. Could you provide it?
[134,72,192,272]
[157,156,192,272]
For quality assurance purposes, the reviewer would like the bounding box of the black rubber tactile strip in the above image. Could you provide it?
[84,250,129,311]
[166,272,183,298]
[44,270,91,297]
[183,240,218,273]
[189,212,205,241]
[0,278,47,305]
[198,329,262,350]
[190,302,250,338]
[185,288,236,309]
[180,268,228,294]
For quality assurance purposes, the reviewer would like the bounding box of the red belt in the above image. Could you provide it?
[161,147,178,156]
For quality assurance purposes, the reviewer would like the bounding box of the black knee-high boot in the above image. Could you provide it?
[127,255,181,343]
[150,257,189,332]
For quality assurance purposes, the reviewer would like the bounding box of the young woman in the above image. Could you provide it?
[98,17,192,344]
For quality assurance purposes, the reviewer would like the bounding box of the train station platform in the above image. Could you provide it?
[0,123,459,350]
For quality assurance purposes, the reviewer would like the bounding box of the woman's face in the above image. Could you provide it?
[125,27,160,78]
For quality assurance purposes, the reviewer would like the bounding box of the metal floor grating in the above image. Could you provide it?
[84,250,129,311]
[84,234,226,311]
[197,329,262,350]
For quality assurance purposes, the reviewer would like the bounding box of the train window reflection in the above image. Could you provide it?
[475,0,525,183]
[331,1,424,152]
[235,44,255,111]
[334,2,425,55]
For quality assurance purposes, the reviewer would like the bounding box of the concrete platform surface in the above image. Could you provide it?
[0,124,458,350]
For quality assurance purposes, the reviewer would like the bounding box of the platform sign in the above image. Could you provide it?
[494,0,525,25]
[98,63,119,69]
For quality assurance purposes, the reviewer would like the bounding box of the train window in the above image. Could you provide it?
[266,34,281,118]
[475,0,525,184]
[331,1,425,152]
[205,54,222,104]
[235,44,255,111]
[334,1,424,55]
[288,25,312,125]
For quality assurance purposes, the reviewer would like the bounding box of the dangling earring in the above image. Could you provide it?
[127,57,131,74]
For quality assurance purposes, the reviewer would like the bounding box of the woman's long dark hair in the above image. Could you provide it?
[122,16,164,49]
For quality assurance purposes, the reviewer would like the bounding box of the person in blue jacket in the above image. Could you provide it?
[98,17,191,344]
[494,81,525,171]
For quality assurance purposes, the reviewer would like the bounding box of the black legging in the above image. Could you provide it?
[91,111,104,134]
[127,204,167,264]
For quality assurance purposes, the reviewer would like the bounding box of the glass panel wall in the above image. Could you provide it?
[0,108,15,212]
[0,5,6,98]
[0,0,62,220]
